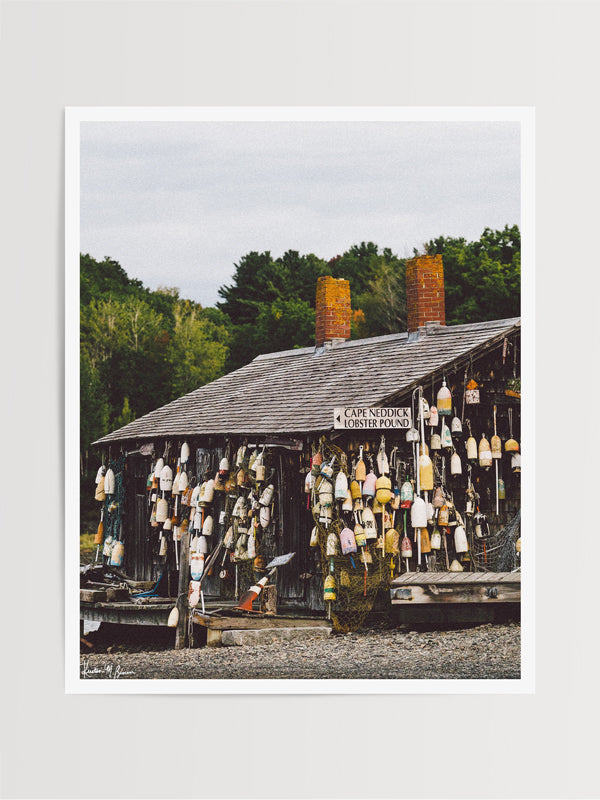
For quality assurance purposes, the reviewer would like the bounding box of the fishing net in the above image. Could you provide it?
[314,438,394,633]
[471,510,521,572]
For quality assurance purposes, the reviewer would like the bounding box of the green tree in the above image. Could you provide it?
[112,396,135,430]
[421,225,520,324]
[167,300,230,396]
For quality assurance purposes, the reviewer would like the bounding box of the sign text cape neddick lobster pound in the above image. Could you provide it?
[333,407,412,430]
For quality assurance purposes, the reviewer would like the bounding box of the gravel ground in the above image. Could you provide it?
[80,621,520,680]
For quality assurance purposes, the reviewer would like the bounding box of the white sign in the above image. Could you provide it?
[333,407,412,429]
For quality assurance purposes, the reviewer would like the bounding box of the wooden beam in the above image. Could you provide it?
[192,611,331,632]
[391,584,520,604]
[174,526,190,649]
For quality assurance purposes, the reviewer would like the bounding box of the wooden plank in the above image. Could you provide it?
[391,584,521,605]
[80,605,172,626]
[80,589,107,602]
[192,612,332,632]
[175,526,190,650]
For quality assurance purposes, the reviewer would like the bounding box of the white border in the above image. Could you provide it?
[66,106,534,694]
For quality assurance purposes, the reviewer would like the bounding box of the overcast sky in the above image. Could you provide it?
[80,120,520,308]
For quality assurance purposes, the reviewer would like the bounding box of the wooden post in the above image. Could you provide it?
[175,526,190,649]
[260,583,277,615]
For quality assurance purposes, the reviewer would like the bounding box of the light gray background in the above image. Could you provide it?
[1,1,598,799]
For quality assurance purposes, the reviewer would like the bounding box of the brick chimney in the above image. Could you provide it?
[315,275,351,346]
[406,254,446,333]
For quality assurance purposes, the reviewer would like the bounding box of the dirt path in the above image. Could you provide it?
[80,621,520,681]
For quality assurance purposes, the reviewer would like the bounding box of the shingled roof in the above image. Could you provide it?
[94,317,520,445]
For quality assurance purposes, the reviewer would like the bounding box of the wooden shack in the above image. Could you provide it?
[84,256,521,642]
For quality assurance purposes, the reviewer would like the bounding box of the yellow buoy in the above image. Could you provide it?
[436,379,452,416]
[419,453,434,491]
[324,574,336,602]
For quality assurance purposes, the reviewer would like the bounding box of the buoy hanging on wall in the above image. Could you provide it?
[436,379,452,416]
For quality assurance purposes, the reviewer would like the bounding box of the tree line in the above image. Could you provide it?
[80,225,520,467]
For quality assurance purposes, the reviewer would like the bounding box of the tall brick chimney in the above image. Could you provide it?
[315,275,351,346]
[405,254,446,333]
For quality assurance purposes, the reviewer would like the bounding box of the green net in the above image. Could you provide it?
[313,437,395,633]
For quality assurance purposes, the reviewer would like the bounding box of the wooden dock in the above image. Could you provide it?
[389,571,520,624]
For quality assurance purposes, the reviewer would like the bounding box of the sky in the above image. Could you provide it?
[80,120,520,308]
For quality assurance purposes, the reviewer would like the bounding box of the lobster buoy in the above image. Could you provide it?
[411,496,427,528]
[342,490,353,512]
[178,470,188,492]
[153,458,164,479]
[167,606,179,627]
[385,528,400,555]
[355,447,366,482]
[438,504,450,527]
[339,527,357,556]
[104,468,115,495]
[259,505,271,528]
[180,442,190,464]
[441,419,453,449]
[419,452,434,491]
[219,456,230,477]
[304,471,314,495]
[420,528,431,554]
[326,531,339,556]
[429,406,439,426]
[511,452,521,473]
[430,528,442,550]
[324,574,336,602]
[454,525,469,553]
[335,471,349,500]
[451,450,462,475]
[350,480,361,501]
[159,464,173,491]
[505,437,520,453]
[190,552,205,580]
[354,524,367,547]
[94,513,104,545]
[466,434,478,463]
[318,479,334,508]
[401,534,413,559]
[400,480,414,508]
[430,433,441,451]
[451,416,463,435]
[479,435,492,468]
[432,487,444,508]
[362,471,377,499]
[110,540,124,567]
[156,498,169,523]
[159,535,168,557]
[498,478,506,499]
[259,483,275,506]
[420,397,430,420]
[449,559,464,572]
[202,514,214,536]
[310,526,319,547]
[375,474,392,505]
[362,507,378,540]
[406,425,419,443]
[320,456,336,480]
[235,445,246,467]
[203,479,215,504]
[437,379,452,416]
[197,535,208,555]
